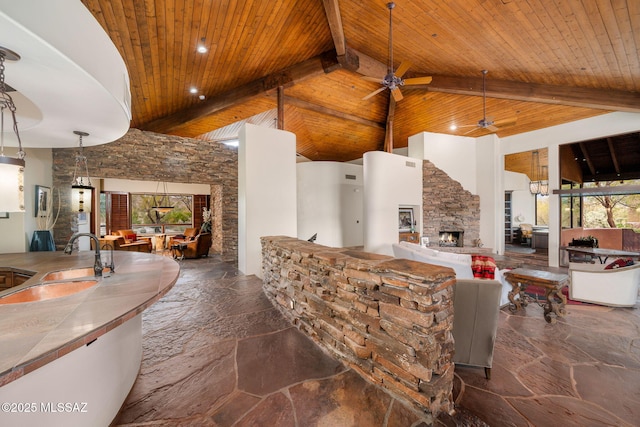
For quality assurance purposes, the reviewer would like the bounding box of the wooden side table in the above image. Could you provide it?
[505,268,570,323]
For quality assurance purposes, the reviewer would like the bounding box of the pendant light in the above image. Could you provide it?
[539,165,549,196]
[71,131,93,212]
[528,150,542,195]
[0,46,26,212]
[152,180,173,213]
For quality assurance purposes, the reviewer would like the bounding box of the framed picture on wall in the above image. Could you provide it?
[398,208,414,232]
[35,185,51,217]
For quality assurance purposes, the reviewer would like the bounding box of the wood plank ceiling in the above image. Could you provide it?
[81,0,640,163]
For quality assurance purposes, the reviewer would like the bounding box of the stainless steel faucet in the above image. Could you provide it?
[64,232,104,277]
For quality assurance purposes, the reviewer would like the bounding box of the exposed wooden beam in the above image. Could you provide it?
[322,0,346,56]
[578,142,597,176]
[341,47,640,112]
[607,137,621,176]
[384,96,396,153]
[409,75,640,113]
[276,95,384,129]
[277,86,285,130]
[339,46,387,79]
[143,50,341,133]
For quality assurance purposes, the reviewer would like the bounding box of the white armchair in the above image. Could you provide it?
[569,262,640,307]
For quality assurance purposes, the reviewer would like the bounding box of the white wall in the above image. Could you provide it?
[505,170,536,226]
[0,147,52,254]
[297,162,363,248]
[408,132,477,193]
[238,123,297,277]
[363,151,423,256]
[408,132,504,253]
[475,134,504,253]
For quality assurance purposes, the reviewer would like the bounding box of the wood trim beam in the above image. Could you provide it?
[322,0,346,56]
[277,86,285,130]
[143,50,341,133]
[275,95,384,129]
[553,185,640,196]
[578,142,597,176]
[408,75,640,113]
[607,137,621,176]
[384,96,396,153]
[342,47,640,111]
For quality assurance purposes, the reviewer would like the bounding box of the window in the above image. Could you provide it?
[559,180,640,231]
[535,194,549,226]
[130,193,193,235]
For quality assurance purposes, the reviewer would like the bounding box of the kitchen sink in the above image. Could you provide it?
[0,280,99,305]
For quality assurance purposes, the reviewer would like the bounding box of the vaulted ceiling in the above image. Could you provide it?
[81,0,640,163]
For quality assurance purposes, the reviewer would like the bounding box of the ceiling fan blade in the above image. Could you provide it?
[494,117,518,128]
[403,76,433,86]
[395,61,411,78]
[391,87,403,102]
[362,86,387,101]
[463,126,482,135]
[362,76,383,83]
[486,125,500,132]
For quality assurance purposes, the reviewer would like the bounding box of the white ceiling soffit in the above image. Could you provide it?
[0,0,131,148]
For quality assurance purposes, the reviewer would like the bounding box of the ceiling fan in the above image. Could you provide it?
[361,2,433,103]
[453,70,517,135]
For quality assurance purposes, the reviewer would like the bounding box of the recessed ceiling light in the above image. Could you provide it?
[450,124,457,131]
[189,87,198,94]
[198,94,205,100]
[197,45,208,54]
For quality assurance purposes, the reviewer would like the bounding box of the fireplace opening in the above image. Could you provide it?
[438,231,464,247]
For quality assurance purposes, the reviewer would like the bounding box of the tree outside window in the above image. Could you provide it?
[131,193,193,234]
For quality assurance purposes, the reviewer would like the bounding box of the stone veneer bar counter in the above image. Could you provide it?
[0,251,179,426]
[261,236,456,419]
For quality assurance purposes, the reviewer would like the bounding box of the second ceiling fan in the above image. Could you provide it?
[453,70,518,135]
[362,2,432,102]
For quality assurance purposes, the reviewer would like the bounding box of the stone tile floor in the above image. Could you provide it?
[113,255,640,427]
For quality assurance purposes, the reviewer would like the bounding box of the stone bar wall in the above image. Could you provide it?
[261,236,455,418]
[52,128,238,262]
[422,160,480,245]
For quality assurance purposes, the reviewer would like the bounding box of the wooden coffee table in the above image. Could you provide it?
[505,268,570,323]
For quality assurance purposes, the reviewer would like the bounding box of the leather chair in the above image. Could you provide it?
[180,232,211,259]
[519,224,533,246]
[168,227,199,246]
[114,229,152,251]
[452,279,502,379]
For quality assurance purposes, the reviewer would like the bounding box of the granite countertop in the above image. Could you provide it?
[0,251,179,387]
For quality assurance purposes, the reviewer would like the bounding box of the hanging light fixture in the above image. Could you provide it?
[539,165,549,196]
[528,150,541,195]
[0,46,26,212]
[71,131,94,212]
[152,180,173,213]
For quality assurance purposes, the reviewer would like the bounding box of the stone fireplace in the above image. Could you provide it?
[422,160,480,246]
[438,230,464,247]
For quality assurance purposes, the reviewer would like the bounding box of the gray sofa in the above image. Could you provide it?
[452,279,502,379]
[392,242,503,378]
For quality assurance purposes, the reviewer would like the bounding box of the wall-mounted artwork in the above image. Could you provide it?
[398,208,414,232]
[35,185,51,217]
